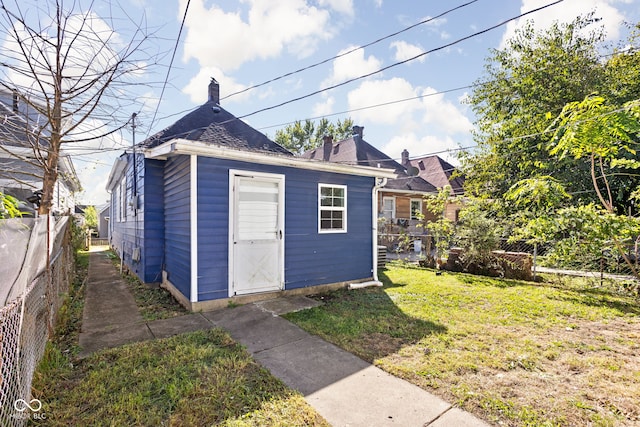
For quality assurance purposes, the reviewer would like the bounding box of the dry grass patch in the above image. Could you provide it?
[33,330,329,426]
[285,265,640,426]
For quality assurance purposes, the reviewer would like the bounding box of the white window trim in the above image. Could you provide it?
[410,198,422,220]
[318,183,347,234]
[382,196,396,219]
[119,179,127,222]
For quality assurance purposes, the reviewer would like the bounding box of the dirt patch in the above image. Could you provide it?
[385,317,640,426]
[352,333,409,362]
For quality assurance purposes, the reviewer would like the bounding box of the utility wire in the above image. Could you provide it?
[164,0,563,136]
[257,85,475,131]
[231,0,565,122]
[145,0,191,139]
[221,0,479,100]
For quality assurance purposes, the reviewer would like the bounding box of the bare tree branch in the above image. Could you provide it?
[0,0,164,213]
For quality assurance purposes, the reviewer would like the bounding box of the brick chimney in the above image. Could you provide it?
[322,135,333,161]
[401,149,410,167]
[352,125,366,165]
[208,77,220,104]
[352,125,364,140]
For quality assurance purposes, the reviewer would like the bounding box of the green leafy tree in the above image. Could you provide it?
[462,14,640,212]
[274,118,354,153]
[507,96,640,278]
[0,192,23,218]
[455,199,502,263]
[83,205,98,230]
[516,204,640,275]
[548,95,640,214]
[546,95,640,276]
[505,176,571,243]
[423,186,455,268]
[605,23,640,105]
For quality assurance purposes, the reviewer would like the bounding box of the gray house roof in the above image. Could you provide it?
[301,126,437,193]
[405,152,465,195]
[143,78,291,156]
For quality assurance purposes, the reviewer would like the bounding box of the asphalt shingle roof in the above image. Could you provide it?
[301,132,438,193]
[409,155,465,195]
[143,101,292,156]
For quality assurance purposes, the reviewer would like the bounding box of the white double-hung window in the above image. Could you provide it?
[318,184,347,233]
[382,196,395,219]
[410,198,422,220]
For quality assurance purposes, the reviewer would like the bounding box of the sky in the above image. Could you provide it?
[2,0,639,205]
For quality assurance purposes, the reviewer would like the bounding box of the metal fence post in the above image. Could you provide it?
[533,243,537,281]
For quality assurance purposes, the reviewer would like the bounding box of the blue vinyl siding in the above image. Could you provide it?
[195,158,230,301]
[142,159,165,283]
[164,156,192,300]
[109,153,145,280]
[196,157,374,301]
[283,169,374,290]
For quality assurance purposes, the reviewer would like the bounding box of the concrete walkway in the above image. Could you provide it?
[79,249,489,427]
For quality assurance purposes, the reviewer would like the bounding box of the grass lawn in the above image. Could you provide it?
[105,249,188,321]
[30,250,329,426]
[33,330,328,426]
[284,263,640,427]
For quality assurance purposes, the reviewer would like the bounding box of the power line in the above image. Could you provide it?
[50,74,632,159]
[142,0,557,145]
[145,0,191,139]
[230,0,565,122]
[221,0,479,101]
[257,85,475,131]
[153,42,625,138]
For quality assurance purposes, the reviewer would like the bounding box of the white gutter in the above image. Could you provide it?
[348,176,387,290]
[190,154,198,303]
[145,139,397,179]
[379,188,438,196]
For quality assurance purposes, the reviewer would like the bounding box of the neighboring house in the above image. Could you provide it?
[401,150,465,222]
[301,129,465,252]
[0,87,80,214]
[97,204,109,238]
[301,127,439,226]
[106,79,395,311]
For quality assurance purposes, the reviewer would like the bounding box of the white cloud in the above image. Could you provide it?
[347,77,421,125]
[457,92,470,105]
[346,79,473,136]
[420,88,473,135]
[75,161,115,205]
[422,16,450,40]
[318,0,354,15]
[322,46,382,87]
[182,67,252,105]
[64,117,129,205]
[390,40,425,63]
[181,0,337,72]
[500,0,626,48]
[312,96,335,116]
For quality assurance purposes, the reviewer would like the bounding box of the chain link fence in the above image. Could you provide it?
[0,216,72,425]
[379,230,638,287]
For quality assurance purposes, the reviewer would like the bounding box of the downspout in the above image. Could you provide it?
[348,176,387,290]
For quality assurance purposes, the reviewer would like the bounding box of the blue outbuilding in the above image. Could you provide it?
[106,79,396,311]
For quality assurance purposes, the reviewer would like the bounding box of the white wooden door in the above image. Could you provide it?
[231,173,284,295]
